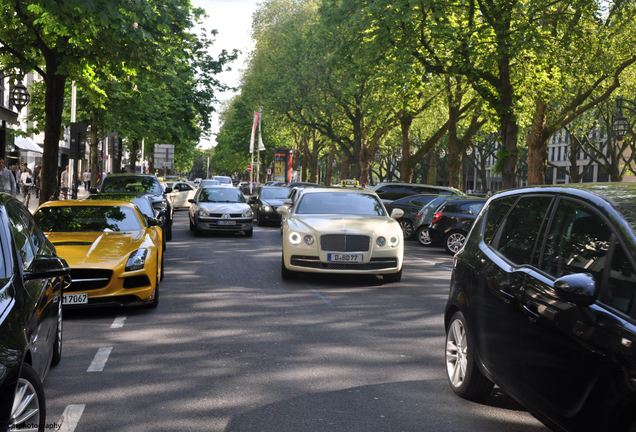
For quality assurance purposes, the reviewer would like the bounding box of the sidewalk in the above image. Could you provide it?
[24,188,90,214]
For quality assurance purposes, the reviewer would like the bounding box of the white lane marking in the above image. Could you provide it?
[311,289,333,307]
[58,404,85,432]
[110,316,127,329]
[87,346,113,372]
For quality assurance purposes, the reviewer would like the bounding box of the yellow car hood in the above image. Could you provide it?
[46,231,145,267]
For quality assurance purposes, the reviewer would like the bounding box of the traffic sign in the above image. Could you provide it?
[154,144,175,169]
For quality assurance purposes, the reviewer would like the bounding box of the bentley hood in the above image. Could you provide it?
[290,214,399,235]
[46,231,145,267]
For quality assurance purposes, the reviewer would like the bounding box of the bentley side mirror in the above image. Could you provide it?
[554,273,598,306]
[390,208,405,219]
[188,199,196,204]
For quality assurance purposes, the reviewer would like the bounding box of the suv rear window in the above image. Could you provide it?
[102,176,162,195]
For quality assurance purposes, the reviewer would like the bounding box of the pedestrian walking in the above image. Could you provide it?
[82,170,91,191]
[33,165,41,198]
[19,168,33,198]
[0,159,17,196]
[60,165,69,199]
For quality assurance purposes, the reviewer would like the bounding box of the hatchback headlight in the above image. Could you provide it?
[198,209,208,217]
[243,209,253,218]
[262,205,272,212]
[126,249,148,271]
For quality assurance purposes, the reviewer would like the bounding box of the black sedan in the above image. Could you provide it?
[427,198,486,254]
[249,186,290,226]
[384,194,438,239]
[0,194,69,431]
[445,183,636,432]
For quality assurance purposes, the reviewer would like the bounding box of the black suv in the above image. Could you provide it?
[445,184,636,432]
[0,194,69,431]
[98,174,173,240]
[428,198,486,254]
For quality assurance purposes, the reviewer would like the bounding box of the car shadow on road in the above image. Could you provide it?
[222,380,545,432]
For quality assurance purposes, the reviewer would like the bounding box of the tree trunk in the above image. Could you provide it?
[129,138,140,172]
[427,153,437,185]
[40,63,66,204]
[340,151,351,180]
[499,54,518,190]
[89,113,100,186]
[526,99,547,185]
[399,114,413,181]
[447,105,461,189]
[359,146,372,186]
[325,146,335,186]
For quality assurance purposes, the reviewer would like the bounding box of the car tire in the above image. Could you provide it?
[10,363,46,432]
[416,227,432,246]
[398,219,414,239]
[281,255,296,280]
[51,295,63,367]
[189,217,194,231]
[245,228,253,237]
[443,230,467,255]
[445,311,493,401]
[383,268,402,283]
[148,263,160,309]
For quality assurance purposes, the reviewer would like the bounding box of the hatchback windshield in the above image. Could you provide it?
[212,176,233,185]
[199,188,245,203]
[296,192,386,216]
[260,187,289,200]
[101,176,162,195]
[35,206,142,232]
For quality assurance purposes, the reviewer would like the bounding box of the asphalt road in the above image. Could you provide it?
[44,211,548,432]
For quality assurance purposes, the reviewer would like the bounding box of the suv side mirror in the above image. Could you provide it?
[554,273,598,306]
[24,256,69,281]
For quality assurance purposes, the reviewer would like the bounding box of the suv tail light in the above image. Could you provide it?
[431,211,443,225]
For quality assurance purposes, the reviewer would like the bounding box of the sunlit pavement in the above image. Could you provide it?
[43,211,547,432]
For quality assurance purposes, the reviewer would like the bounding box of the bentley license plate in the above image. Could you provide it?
[218,220,236,225]
[327,253,362,263]
[63,293,88,305]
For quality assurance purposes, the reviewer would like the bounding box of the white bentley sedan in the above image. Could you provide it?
[277,188,405,283]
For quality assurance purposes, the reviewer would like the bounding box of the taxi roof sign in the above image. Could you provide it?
[341,179,360,188]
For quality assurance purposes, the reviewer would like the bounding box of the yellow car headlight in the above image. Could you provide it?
[126,248,148,271]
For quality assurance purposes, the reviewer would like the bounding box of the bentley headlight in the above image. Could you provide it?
[126,249,148,271]
[289,232,302,245]
[242,209,253,218]
[303,234,315,245]
[262,205,272,212]
[376,236,387,247]
[198,208,208,217]
[389,236,400,247]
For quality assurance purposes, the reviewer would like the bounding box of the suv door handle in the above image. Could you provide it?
[522,304,540,323]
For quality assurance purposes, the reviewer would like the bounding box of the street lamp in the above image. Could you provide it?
[9,80,30,112]
[612,97,632,142]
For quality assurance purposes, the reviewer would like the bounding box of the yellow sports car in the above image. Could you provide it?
[34,200,164,308]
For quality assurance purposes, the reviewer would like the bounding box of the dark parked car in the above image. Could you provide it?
[413,196,457,246]
[249,186,290,226]
[428,198,486,254]
[445,184,636,432]
[370,182,464,202]
[97,174,173,240]
[384,194,438,239]
[0,194,69,431]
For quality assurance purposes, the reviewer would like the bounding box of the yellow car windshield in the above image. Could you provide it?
[34,206,142,232]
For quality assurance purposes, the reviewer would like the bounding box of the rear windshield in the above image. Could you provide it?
[35,206,142,232]
[102,176,162,195]
[296,192,386,216]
